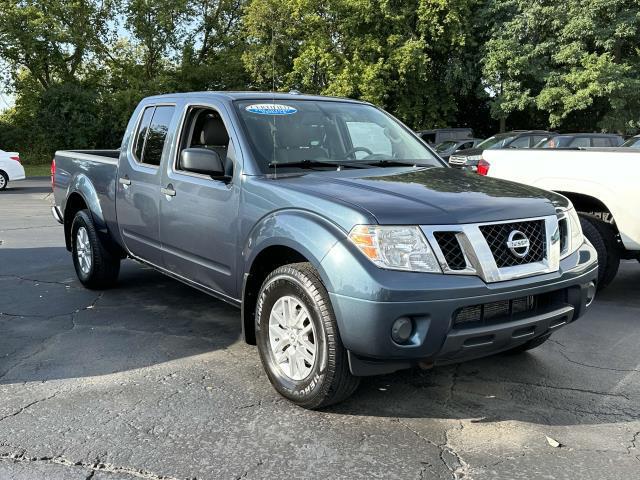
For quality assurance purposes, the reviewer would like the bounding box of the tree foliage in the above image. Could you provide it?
[0,0,639,164]
[482,0,640,131]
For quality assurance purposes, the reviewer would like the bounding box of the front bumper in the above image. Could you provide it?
[325,241,597,376]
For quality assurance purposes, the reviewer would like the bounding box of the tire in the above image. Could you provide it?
[0,170,8,191]
[579,215,619,290]
[255,262,360,409]
[503,333,551,355]
[71,209,120,289]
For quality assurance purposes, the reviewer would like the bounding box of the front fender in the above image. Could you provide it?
[242,209,348,289]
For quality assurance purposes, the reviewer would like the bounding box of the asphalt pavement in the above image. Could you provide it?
[1,178,639,480]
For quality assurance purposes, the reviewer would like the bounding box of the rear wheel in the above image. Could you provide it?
[71,209,120,289]
[255,262,360,409]
[0,171,8,191]
[579,215,620,290]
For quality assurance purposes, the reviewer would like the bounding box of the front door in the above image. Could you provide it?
[116,104,176,265]
[158,103,240,298]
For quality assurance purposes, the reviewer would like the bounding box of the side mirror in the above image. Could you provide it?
[180,148,224,177]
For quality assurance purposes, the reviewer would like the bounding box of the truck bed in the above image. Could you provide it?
[53,149,121,247]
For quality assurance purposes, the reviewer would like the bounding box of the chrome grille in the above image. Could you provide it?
[448,155,466,165]
[479,220,546,267]
[433,232,466,270]
[422,215,560,283]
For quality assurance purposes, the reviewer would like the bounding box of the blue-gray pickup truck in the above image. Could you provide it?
[52,92,598,408]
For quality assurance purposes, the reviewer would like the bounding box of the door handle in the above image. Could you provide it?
[119,177,131,186]
[161,185,176,197]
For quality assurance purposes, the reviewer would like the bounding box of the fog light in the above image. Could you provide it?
[585,281,596,307]
[391,317,414,344]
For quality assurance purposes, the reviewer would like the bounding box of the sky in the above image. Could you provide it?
[0,92,14,111]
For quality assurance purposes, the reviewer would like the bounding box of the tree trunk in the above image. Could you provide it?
[499,115,506,133]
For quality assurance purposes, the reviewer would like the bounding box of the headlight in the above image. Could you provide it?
[559,206,583,258]
[348,225,441,273]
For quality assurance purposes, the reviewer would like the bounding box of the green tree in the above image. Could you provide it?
[243,0,485,129]
[482,0,640,132]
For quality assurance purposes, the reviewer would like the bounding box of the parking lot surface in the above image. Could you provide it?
[1,178,639,479]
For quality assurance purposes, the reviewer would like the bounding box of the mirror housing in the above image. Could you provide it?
[180,148,224,177]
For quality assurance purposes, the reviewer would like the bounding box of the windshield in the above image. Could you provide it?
[234,99,442,172]
[622,137,640,148]
[476,135,516,149]
[435,141,457,152]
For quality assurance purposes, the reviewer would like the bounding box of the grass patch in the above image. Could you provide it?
[23,164,52,177]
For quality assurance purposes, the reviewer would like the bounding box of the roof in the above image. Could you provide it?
[550,132,622,137]
[143,91,367,104]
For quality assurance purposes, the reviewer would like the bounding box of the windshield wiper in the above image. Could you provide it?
[359,159,424,167]
[268,159,366,169]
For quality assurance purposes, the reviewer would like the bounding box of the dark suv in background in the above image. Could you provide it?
[417,128,474,145]
[536,133,624,148]
[434,138,484,161]
[449,130,551,169]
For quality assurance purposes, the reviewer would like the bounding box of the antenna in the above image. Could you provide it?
[271,19,277,177]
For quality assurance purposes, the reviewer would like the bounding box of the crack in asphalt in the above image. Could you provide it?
[470,376,632,401]
[398,419,470,480]
[555,349,640,373]
[0,274,75,288]
[0,294,103,381]
[626,431,639,455]
[396,369,471,480]
[0,393,59,423]
[0,450,184,480]
[0,225,58,231]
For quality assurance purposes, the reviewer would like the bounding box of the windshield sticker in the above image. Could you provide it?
[245,104,297,115]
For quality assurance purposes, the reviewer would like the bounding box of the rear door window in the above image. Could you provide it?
[140,106,175,166]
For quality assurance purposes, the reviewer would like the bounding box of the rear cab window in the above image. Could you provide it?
[132,105,176,167]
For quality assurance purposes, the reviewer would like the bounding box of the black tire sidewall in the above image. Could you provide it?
[256,270,330,404]
[71,210,96,284]
[0,171,8,191]
[580,215,619,289]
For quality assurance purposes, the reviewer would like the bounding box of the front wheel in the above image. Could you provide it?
[255,263,360,409]
[71,209,120,289]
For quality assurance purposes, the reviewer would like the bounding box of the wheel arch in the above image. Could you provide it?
[240,210,347,345]
[63,174,124,257]
[556,190,620,235]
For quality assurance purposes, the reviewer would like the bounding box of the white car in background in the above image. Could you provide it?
[475,148,640,290]
[0,149,25,190]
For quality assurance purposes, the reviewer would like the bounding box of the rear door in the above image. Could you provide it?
[116,103,176,265]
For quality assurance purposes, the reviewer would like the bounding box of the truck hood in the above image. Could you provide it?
[271,167,567,225]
